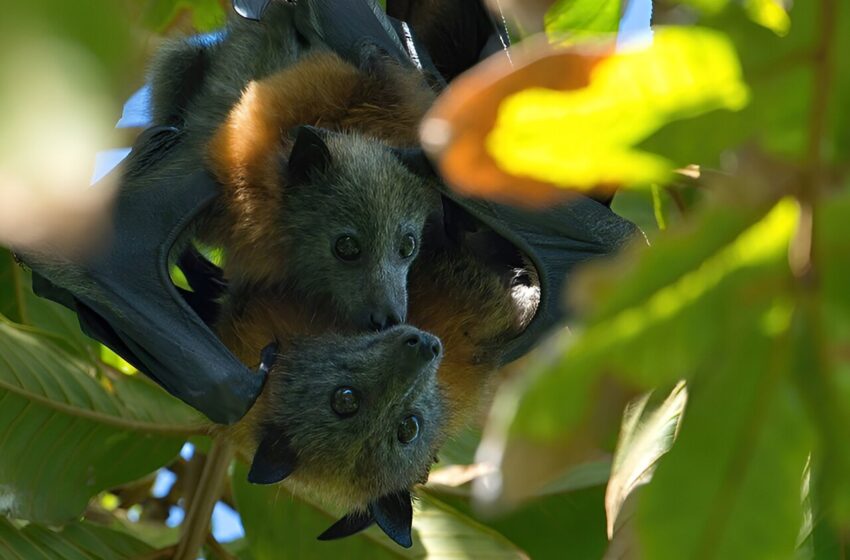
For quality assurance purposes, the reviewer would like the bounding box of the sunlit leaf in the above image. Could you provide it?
[744,0,791,36]
[605,382,687,538]
[678,0,790,36]
[0,517,154,560]
[488,27,748,192]
[646,1,817,165]
[424,27,748,205]
[545,0,621,43]
[0,319,203,524]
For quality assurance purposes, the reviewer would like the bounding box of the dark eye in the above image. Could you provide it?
[399,234,416,259]
[334,235,361,262]
[331,387,360,417]
[397,415,420,444]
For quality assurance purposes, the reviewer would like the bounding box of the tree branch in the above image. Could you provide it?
[173,436,235,560]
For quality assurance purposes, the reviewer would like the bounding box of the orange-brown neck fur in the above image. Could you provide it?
[202,51,435,287]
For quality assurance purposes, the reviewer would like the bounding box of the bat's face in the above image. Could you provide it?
[280,127,441,332]
[248,325,446,510]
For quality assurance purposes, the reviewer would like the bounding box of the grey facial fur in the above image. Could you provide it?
[256,325,445,508]
[280,130,441,330]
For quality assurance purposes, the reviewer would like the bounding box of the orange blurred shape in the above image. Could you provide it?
[421,38,615,208]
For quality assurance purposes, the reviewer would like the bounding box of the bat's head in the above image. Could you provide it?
[248,325,446,547]
[280,126,441,332]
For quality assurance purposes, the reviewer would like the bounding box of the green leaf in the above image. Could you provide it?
[606,382,688,538]
[0,319,204,524]
[514,198,798,440]
[819,189,850,326]
[432,483,610,560]
[142,0,226,33]
[545,0,621,43]
[646,1,816,166]
[486,26,749,191]
[0,249,97,361]
[477,197,798,505]
[0,518,155,560]
[803,190,850,524]
[232,463,526,558]
[831,1,850,163]
[677,0,790,35]
[636,330,812,560]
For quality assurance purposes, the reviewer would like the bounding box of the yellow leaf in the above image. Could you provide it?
[487,27,749,191]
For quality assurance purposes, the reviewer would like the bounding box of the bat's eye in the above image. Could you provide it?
[399,233,416,259]
[331,387,360,417]
[334,235,361,262]
[397,415,420,444]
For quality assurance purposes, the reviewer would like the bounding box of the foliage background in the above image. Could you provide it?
[0,0,848,558]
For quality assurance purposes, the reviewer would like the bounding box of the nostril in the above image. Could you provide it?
[370,312,387,331]
[386,311,402,328]
[430,343,441,358]
[405,335,420,347]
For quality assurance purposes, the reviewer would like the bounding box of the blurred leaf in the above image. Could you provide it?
[610,189,663,242]
[424,27,748,205]
[796,462,850,560]
[142,0,227,33]
[430,483,610,560]
[830,1,850,162]
[645,1,821,167]
[650,184,668,231]
[788,190,850,530]
[636,329,812,559]
[605,382,687,538]
[436,427,482,466]
[0,0,135,96]
[517,198,797,436]
[0,249,98,361]
[0,319,203,524]
[678,0,790,35]
[488,27,748,192]
[0,517,154,559]
[545,0,621,42]
[232,463,526,558]
[819,191,850,327]
[744,0,791,36]
[476,197,797,506]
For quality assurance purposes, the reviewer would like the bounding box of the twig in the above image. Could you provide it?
[663,186,688,217]
[173,436,235,560]
[132,546,177,560]
[790,0,837,281]
[206,534,238,560]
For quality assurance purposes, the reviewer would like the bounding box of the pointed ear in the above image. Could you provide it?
[317,511,375,541]
[247,429,297,485]
[391,147,436,178]
[288,126,332,184]
[370,491,414,548]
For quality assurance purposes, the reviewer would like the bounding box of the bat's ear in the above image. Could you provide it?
[370,491,414,548]
[317,511,375,541]
[288,126,332,184]
[391,147,436,179]
[247,428,297,484]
